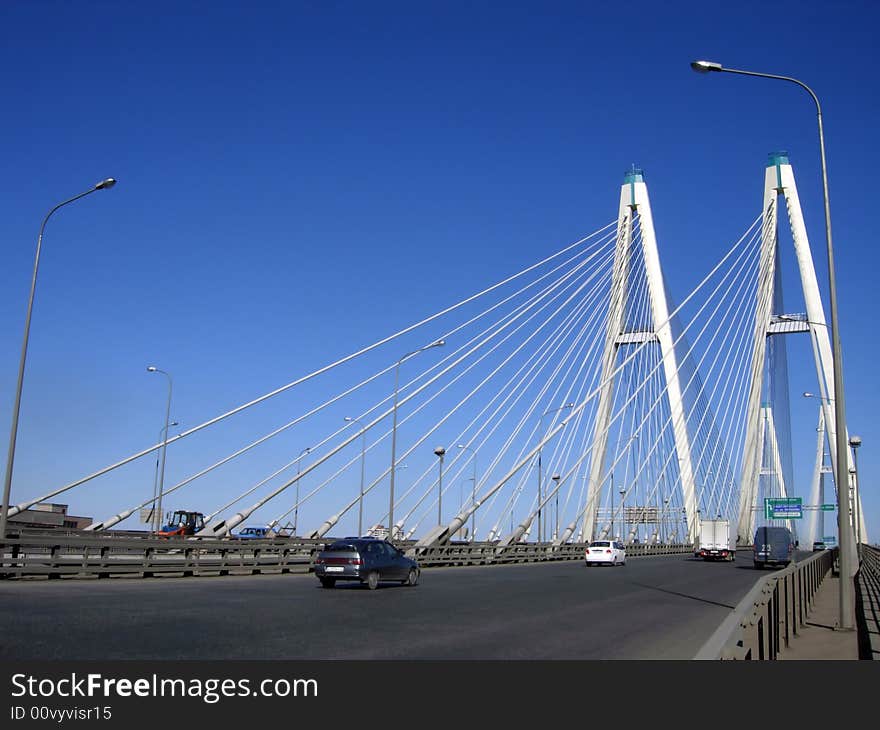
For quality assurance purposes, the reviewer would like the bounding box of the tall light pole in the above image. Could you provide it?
[457,444,477,540]
[551,473,561,541]
[294,446,311,537]
[147,366,173,535]
[538,403,573,543]
[610,472,615,539]
[151,420,178,533]
[0,178,117,541]
[434,446,446,527]
[691,59,854,630]
[849,435,862,550]
[344,416,367,536]
[389,339,444,544]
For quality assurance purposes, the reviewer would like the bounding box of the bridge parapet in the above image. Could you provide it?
[857,544,880,659]
[0,532,693,580]
[695,549,836,660]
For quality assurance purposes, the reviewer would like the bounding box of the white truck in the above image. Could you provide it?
[697,518,736,561]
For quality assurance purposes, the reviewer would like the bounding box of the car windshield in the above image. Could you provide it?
[590,541,610,547]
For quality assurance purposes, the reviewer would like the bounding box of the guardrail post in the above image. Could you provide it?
[143,546,154,578]
[98,545,110,579]
[183,547,194,578]
[252,547,261,575]
[48,543,61,580]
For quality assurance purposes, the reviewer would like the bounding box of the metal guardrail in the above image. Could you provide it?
[856,544,880,659]
[694,548,836,660]
[0,531,694,579]
[410,541,694,567]
[0,534,323,579]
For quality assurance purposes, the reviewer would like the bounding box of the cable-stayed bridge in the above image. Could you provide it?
[2,155,868,557]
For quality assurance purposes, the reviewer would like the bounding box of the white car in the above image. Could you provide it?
[585,540,626,566]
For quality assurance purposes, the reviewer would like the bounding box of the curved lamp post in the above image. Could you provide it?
[294,446,312,537]
[538,403,573,542]
[146,366,174,535]
[344,416,367,536]
[551,473,561,541]
[849,436,862,550]
[151,420,178,532]
[691,59,854,629]
[434,446,446,527]
[389,339,444,543]
[457,444,477,540]
[1,178,117,540]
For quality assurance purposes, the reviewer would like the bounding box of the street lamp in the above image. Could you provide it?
[457,444,477,540]
[389,339,445,544]
[619,487,627,543]
[610,472,615,539]
[849,436,862,550]
[551,473,561,541]
[151,420,178,533]
[538,403,574,543]
[663,498,671,544]
[691,58,854,630]
[294,447,312,537]
[0,178,117,540]
[434,446,446,527]
[146,366,173,535]
[344,416,367,536]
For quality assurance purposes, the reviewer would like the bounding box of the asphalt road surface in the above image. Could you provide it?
[0,552,771,660]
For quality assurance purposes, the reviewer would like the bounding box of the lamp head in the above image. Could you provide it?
[95,178,117,190]
[431,339,445,348]
[434,446,446,457]
[147,366,157,372]
[849,436,862,449]
[344,416,353,422]
[690,60,723,73]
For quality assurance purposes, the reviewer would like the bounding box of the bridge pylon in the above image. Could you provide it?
[736,153,863,546]
[579,169,699,544]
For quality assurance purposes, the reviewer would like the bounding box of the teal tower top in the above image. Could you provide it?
[623,167,645,184]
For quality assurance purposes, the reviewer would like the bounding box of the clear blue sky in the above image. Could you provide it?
[1,1,877,540]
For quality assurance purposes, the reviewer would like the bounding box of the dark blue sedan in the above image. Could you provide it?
[313,538,420,589]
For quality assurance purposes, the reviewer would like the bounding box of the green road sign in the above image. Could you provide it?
[764,497,803,519]
[821,504,835,511]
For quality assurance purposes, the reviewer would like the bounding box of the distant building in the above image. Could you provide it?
[8,502,92,530]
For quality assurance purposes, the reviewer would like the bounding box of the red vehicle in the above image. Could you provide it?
[158,510,205,537]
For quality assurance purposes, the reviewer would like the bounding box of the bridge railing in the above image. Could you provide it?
[0,533,324,579]
[408,541,693,566]
[0,531,693,579]
[857,544,880,659]
[694,548,836,660]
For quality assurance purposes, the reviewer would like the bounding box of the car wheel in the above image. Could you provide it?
[585,561,591,567]
[319,577,336,589]
[405,568,419,586]
[366,571,379,590]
